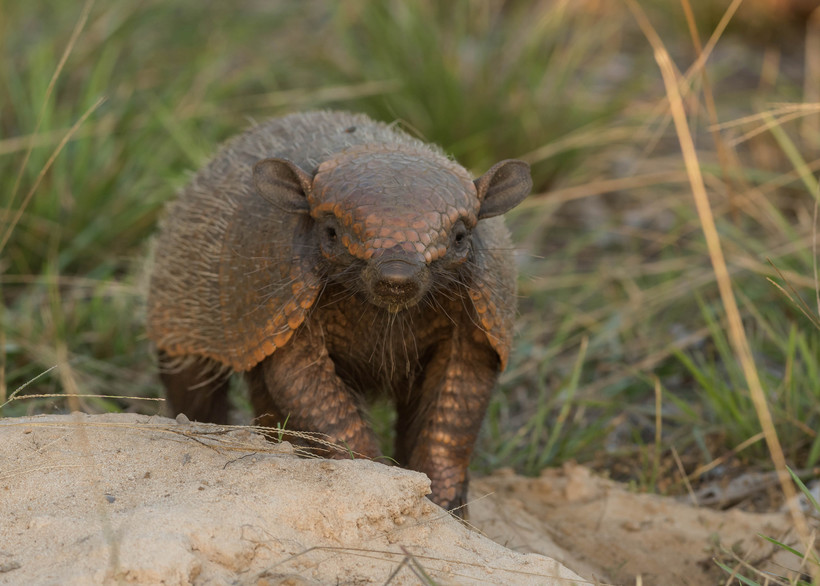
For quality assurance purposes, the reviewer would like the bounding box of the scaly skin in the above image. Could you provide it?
[310,144,478,263]
[399,328,501,512]
[243,281,499,512]
[247,322,382,460]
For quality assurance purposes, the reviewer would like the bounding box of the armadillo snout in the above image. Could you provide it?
[365,257,430,312]
[375,259,419,295]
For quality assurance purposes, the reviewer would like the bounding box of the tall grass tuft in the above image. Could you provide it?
[328,0,631,190]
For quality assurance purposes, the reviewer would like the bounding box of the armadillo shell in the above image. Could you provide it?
[146,111,517,372]
[146,162,319,371]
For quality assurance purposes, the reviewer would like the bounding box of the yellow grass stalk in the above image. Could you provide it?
[679,0,739,216]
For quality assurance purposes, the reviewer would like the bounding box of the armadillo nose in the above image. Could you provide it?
[374,259,420,298]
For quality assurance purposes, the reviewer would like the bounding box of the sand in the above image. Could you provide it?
[0,413,809,585]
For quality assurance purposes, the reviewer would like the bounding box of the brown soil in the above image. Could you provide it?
[0,413,810,585]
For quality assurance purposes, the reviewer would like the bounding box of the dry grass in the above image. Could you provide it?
[627,1,818,581]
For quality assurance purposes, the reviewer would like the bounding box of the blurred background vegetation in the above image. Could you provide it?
[2,0,819,498]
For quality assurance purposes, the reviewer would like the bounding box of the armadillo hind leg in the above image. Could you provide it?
[245,364,288,431]
[158,351,231,424]
[400,334,500,519]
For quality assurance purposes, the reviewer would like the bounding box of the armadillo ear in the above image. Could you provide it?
[474,159,532,219]
[253,158,313,213]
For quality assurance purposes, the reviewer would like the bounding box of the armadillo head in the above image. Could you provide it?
[253,144,531,313]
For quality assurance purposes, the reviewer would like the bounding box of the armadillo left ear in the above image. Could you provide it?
[474,159,532,219]
[253,158,314,213]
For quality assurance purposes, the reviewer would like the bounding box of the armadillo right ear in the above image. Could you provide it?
[253,158,313,213]
[474,159,532,219]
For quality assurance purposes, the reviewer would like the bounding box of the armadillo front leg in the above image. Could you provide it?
[245,328,382,460]
[400,331,499,517]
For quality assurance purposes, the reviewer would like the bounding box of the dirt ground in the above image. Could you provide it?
[0,413,812,585]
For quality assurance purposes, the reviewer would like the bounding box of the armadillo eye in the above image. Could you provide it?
[451,225,470,252]
[318,219,343,257]
[316,218,347,260]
